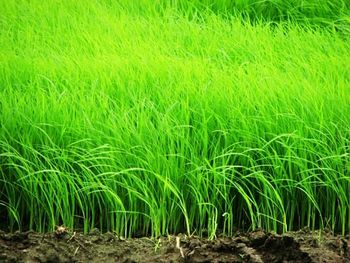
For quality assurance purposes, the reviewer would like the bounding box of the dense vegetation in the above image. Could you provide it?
[1,0,349,237]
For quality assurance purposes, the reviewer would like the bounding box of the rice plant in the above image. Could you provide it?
[0,0,349,237]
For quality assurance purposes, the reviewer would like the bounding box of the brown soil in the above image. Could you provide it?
[0,228,349,262]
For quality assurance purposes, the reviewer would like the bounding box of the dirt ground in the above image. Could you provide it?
[0,228,349,263]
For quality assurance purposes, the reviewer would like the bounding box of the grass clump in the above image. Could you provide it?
[0,0,349,237]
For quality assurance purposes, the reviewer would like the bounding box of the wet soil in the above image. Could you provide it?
[0,228,349,262]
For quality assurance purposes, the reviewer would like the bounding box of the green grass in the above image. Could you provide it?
[0,0,350,237]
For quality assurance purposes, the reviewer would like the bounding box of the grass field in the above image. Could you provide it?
[1,0,350,238]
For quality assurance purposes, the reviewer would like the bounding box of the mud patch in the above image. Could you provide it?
[0,229,349,262]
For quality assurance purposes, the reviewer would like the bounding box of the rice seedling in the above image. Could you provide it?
[0,0,349,237]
